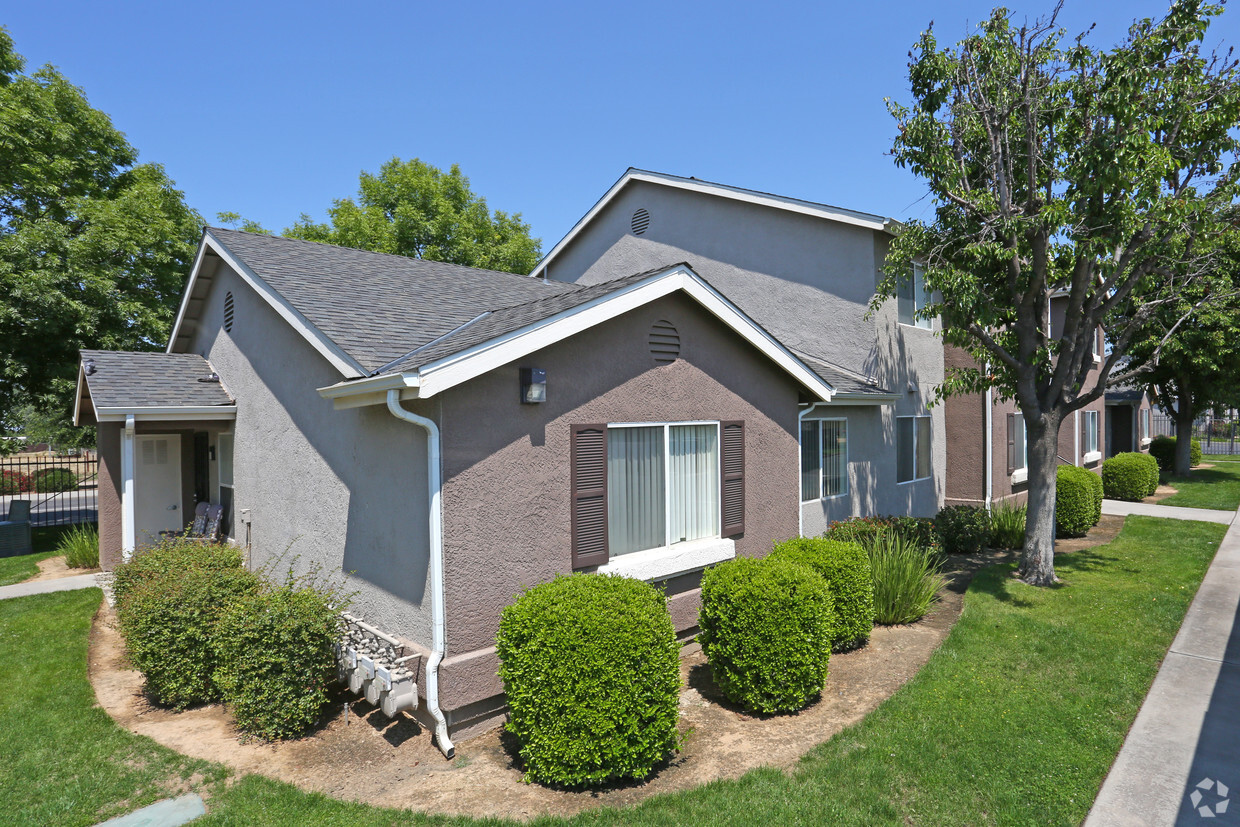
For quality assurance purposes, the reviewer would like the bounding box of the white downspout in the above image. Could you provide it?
[386,390,455,759]
[1074,410,1081,466]
[984,387,993,510]
[121,414,137,560]
[798,402,826,537]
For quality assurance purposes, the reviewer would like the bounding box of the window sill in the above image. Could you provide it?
[1011,468,1028,485]
[1083,451,1103,465]
[597,537,735,582]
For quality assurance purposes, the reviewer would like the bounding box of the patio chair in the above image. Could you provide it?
[0,500,33,558]
[159,502,223,543]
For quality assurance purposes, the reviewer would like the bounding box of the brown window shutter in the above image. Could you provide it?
[721,420,745,538]
[570,424,609,569]
[1007,413,1016,474]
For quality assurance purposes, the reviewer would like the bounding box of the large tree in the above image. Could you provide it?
[0,27,202,447]
[877,2,1240,585]
[1126,221,1240,475]
[285,157,541,274]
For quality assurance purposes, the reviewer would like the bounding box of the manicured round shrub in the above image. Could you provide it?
[698,556,835,715]
[770,537,873,650]
[112,538,244,608]
[1084,468,1103,526]
[496,573,680,787]
[1150,435,1203,475]
[31,467,77,492]
[933,505,992,555]
[1102,453,1158,502]
[213,582,343,740]
[0,469,31,495]
[1191,437,1203,467]
[118,566,260,708]
[1055,466,1095,538]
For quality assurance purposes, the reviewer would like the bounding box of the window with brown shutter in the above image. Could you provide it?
[570,424,609,568]
[720,420,745,537]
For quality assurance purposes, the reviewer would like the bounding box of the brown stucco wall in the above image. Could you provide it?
[97,422,123,570]
[433,292,803,715]
[942,345,986,506]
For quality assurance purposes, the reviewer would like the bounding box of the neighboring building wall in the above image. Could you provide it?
[180,256,434,651]
[433,292,803,729]
[943,345,986,507]
[543,180,946,519]
[97,422,122,569]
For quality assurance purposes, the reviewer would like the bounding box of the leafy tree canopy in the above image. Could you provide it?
[0,27,202,445]
[284,157,541,274]
[876,1,1240,584]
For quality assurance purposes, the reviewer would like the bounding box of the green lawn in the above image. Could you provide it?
[1161,460,1240,510]
[1,516,1226,826]
[0,525,79,586]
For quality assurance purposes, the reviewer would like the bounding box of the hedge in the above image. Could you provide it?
[214,581,344,741]
[770,537,874,650]
[1056,465,1097,538]
[1150,435,1203,475]
[933,505,992,555]
[699,556,835,715]
[112,538,244,608]
[496,573,681,787]
[1102,452,1159,502]
[31,467,77,492]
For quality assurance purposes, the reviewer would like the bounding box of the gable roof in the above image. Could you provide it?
[318,263,841,406]
[168,228,574,377]
[74,350,235,424]
[532,168,900,279]
[792,350,895,400]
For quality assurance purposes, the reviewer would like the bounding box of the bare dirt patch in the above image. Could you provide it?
[1147,484,1181,503]
[87,540,1104,822]
[24,554,98,582]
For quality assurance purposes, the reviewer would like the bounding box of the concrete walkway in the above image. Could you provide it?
[0,572,101,600]
[1085,501,1240,826]
[1101,498,1237,525]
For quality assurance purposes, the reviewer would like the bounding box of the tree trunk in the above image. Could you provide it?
[1019,414,1063,586]
[1175,394,1195,477]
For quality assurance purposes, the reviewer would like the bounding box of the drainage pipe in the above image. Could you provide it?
[984,386,993,510]
[797,402,827,537]
[385,390,455,759]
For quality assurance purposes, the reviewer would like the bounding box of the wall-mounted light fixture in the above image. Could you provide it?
[520,368,547,404]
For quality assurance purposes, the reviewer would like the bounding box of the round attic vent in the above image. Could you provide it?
[631,208,650,236]
[649,320,680,363]
[223,291,235,333]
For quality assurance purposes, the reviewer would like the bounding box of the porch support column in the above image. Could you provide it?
[121,414,136,560]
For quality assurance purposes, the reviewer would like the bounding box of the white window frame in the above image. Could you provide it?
[605,421,721,553]
[1141,408,1152,444]
[896,414,932,484]
[898,264,933,330]
[1092,327,1101,362]
[800,418,850,503]
[1083,410,1101,463]
[1011,413,1029,484]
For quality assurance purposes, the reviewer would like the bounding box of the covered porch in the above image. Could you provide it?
[75,351,237,568]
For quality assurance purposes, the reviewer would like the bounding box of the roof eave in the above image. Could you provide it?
[93,405,238,422]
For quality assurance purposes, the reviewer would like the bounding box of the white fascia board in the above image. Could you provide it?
[414,267,836,402]
[533,170,897,277]
[318,372,420,401]
[827,392,899,405]
[95,405,238,422]
[165,235,211,351]
[72,363,87,427]
[168,231,366,379]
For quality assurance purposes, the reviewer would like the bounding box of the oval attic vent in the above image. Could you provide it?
[631,208,650,236]
[223,291,235,333]
[649,320,680,363]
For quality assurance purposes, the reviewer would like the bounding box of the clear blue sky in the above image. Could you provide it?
[7,1,1238,255]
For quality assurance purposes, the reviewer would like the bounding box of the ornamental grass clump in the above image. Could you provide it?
[213,577,344,740]
[698,557,835,714]
[1102,452,1159,501]
[497,574,680,787]
[989,500,1027,550]
[57,523,99,569]
[770,537,874,650]
[866,533,945,625]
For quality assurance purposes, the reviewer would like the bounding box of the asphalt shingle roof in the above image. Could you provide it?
[792,350,892,396]
[208,228,575,373]
[80,350,234,408]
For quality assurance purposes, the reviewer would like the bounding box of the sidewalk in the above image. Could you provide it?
[1085,501,1240,826]
[0,573,101,600]
[1101,499,1236,525]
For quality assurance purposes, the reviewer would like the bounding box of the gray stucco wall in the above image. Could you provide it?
[181,256,433,648]
[543,180,945,520]
[433,291,803,715]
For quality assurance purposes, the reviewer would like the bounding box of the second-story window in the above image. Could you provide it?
[898,264,933,330]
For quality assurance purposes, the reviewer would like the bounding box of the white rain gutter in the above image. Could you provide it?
[798,402,827,537]
[385,390,454,759]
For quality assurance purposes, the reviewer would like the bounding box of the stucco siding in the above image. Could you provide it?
[97,422,122,569]
[434,291,803,712]
[547,180,946,520]
[181,257,433,648]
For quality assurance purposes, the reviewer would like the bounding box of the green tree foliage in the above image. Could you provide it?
[877,2,1240,585]
[0,28,201,441]
[285,157,541,274]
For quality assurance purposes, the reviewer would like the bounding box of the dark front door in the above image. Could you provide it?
[193,432,210,503]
